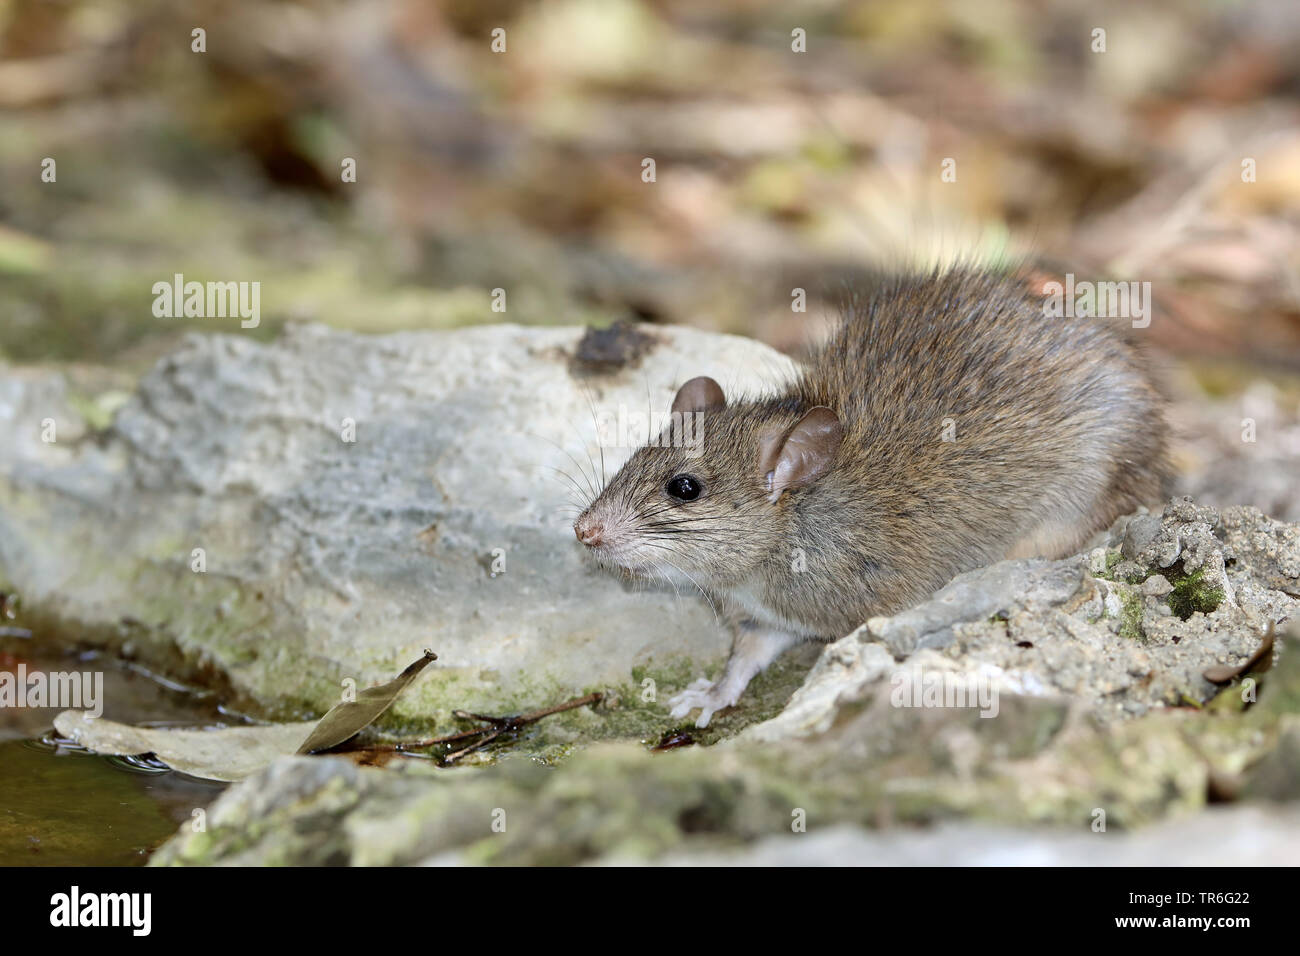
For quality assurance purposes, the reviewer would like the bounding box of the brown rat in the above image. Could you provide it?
[575,269,1172,726]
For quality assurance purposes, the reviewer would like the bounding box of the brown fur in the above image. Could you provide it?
[577,268,1172,648]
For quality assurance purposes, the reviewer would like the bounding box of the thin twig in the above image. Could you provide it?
[355,691,604,764]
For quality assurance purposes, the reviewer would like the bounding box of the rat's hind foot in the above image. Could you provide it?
[668,677,740,728]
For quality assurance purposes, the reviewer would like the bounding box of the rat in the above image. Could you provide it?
[574,269,1172,726]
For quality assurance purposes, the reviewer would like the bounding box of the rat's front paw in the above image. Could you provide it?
[668,677,739,728]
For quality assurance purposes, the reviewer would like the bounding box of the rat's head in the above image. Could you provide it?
[573,376,844,586]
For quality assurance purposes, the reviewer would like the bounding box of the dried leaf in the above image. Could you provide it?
[48,650,438,780]
[296,649,437,755]
[53,711,315,782]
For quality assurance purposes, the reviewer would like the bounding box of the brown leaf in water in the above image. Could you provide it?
[296,649,437,755]
[53,711,317,782]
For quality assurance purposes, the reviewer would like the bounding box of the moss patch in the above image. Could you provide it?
[1162,564,1226,621]
[1094,549,1124,580]
[1117,589,1146,642]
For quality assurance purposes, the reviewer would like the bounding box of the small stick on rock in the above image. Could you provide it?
[357,692,604,764]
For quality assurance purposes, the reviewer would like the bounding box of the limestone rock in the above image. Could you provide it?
[0,323,796,721]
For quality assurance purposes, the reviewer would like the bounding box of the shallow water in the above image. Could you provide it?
[0,624,822,864]
[0,642,229,866]
[0,738,226,865]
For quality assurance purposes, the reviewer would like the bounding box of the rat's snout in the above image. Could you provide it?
[574,513,605,547]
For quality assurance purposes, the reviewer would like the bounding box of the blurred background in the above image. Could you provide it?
[1,0,1298,513]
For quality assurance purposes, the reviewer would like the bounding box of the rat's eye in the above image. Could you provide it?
[665,474,702,501]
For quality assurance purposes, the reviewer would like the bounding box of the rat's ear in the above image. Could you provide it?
[757,406,843,503]
[671,376,726,415]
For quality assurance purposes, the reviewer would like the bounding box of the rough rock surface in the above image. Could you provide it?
[634,808,1300,866]
[151,610,1300,866]
[753,498,1297,740]
[0,323,796,722]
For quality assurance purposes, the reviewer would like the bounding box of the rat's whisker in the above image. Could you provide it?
[560,414,605,499]
[579,385,608,492]
[642,515,754,527]
[640,521,758,536]
[529,431,600,502]
[546,465,594,504]
[658,555,722,625]
[640,553,683,602]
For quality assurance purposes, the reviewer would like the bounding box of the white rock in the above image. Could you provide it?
[0,323,796,717]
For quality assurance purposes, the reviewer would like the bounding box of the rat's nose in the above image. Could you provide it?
[574,514,604,547]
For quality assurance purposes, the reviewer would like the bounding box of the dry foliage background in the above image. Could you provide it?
[1,0,1298,510]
